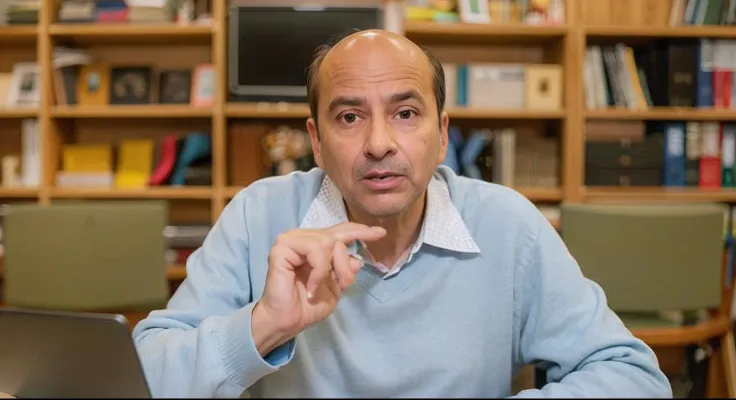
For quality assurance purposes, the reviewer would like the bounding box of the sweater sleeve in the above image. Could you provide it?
[510,215,673,398]
[132,193,296,398]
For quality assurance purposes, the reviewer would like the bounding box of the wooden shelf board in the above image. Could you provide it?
[0,25,37,43]
[517,187,563,201]
[226,103,563,120]
[584,187,736,203]
[586,108,736,121]
[0,188,38,198]
[52,105,212,118]
[449,108,565,120]
[167,265,187,281]
[48,23,212,44]
[49,187,212,199]
[586,25,736,39]
[225,186,243,198]
[405,21,568,44]
[0,108,38,118]
[226,103,310,118]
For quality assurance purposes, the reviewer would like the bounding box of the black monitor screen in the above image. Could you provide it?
[234,7,382,87]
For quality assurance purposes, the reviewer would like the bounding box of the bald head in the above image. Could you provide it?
[305,29,446,129]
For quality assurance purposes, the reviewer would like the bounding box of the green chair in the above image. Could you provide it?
[560,202,734,397]
[1,201,170,314]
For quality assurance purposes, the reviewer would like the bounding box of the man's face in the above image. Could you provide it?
[306,33,449,218]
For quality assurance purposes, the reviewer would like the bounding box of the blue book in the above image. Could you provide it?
[662,122,687,187]
[695,39,714,108]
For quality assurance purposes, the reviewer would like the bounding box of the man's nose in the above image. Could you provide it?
[364,120,398,159]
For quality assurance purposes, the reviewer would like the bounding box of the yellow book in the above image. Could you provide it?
[115,139,154,189]
[62,144,113,173]
[623,46,649,110]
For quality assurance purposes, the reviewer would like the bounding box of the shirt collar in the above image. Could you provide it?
[299,171,480,254]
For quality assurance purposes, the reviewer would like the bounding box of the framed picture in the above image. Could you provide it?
[190,64,215,107]
[6,62,40,108]
[158,70,192,104]
[109,66,153,104]
[458,0,491,24]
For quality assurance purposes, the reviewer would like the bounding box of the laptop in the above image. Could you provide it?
[0,307,151,398]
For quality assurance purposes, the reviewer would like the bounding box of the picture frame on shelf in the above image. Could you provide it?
[158,70,192,104]
[5,62,40,108]
[190,64,215,107]
[109,66,154,105]
[458,0,490,24]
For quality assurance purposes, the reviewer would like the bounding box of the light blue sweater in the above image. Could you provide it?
[132,166,672,398]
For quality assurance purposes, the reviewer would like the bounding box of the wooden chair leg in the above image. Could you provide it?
[722,331,736,397]
[707,335,731,398]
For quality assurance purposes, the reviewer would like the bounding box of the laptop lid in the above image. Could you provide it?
[0,307,151,398]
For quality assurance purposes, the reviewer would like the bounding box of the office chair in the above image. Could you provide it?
[1,201,170,320]
[559,202,735,398]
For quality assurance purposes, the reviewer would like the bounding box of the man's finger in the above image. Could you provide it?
[332,241,355,291]
[331,225,387,244]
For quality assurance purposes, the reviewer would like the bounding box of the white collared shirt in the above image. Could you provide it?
[299,173,480,278]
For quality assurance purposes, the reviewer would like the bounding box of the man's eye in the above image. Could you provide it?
[342,113,358,123]
[397,110,414,119]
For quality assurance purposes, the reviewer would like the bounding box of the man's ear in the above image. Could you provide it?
[437,111,449,164]
[306,117,324,168]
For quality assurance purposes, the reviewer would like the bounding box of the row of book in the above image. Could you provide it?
[405,0,566,25]
[0,0,38,25]
[58,131,211,189]
[584,39,736,110]
[444,62,563,111]
[0,119,39,190]
[584,120,734,188]
[442,125,559,189]
[58,0,172,24]
[670,0,736,26]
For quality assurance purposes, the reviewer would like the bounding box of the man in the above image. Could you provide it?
[133,30,672,398]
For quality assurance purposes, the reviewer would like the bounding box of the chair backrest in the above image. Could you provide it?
[560,202,725,313]
[2,201,170,312]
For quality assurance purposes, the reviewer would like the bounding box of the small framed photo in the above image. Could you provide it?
[458,0,491,24]
[190,64,215,107]
[158,70,192,104]
[6,62,40,108]
[109,66,153,104]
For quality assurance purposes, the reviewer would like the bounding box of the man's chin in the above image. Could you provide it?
[354,195,410,218]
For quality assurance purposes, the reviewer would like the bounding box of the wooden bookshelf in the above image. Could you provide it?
[51,105,212,118]
[1,0,736,226]
[586,108,736,121]
[48,187,212,199]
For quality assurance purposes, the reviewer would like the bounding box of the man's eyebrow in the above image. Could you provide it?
[389,90,424,106]
[327,96,364,113]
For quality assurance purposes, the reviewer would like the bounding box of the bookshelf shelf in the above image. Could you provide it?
[48,23,213,44]
[517,187,563,201]
[225,103,564,120]
[585,108,736,121]
[0,25,37,43]
[226,103,310,119]
[584,187,736,203]
[167,265,187,281]
[404,21,568,44]
[3,0,736,241]
[585,26,736,39]
[224,187,242,198]
[0,108,38,118]
[449,108,565,120]
[0,188,38,198]
[49,187,212,199]
[51,105,212,118]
